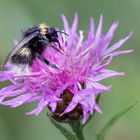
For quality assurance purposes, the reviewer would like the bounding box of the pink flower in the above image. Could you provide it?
[0,14,132,124]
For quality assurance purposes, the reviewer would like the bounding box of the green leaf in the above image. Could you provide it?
[96,101,138,140]
[83,94,101,127]
[49,116,77,140]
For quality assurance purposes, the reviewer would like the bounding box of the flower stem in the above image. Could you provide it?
[69,120,85,140]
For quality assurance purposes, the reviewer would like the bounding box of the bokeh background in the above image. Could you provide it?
[0,0,139,140]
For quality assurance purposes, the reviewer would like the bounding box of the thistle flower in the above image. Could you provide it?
[0,14,132,124]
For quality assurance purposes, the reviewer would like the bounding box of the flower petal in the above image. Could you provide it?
[104,32,133,55]
[94,69,125,81]
[1,94,32,107]
[26,98,48,116]
[71,13,78,33]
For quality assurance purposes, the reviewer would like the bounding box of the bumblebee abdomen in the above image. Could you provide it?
[11,47,34,65]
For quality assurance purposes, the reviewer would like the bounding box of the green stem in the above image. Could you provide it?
[69,120,85,140]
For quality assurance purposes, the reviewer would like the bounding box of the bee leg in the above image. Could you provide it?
[53,39,63,51]
[51,39,64,54]
[39,39,50,46]
[51,44,64,55]
[36,53,59,69]
[40,39,63,54]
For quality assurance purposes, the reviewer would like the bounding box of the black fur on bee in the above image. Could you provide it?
[2,23,68,69]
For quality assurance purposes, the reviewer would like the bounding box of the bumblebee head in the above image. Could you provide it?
[39,22,48,35]
[39,23,68,40]
[47,27,58,39]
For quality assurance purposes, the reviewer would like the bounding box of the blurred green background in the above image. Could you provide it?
[0,0,139,140]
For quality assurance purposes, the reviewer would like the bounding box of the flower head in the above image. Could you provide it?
[0,14,132,124]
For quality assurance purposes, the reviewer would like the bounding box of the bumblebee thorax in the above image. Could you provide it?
[39,23,48,35]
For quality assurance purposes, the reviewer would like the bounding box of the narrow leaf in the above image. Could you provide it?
[49,116,77,140]
[96,101,138,140]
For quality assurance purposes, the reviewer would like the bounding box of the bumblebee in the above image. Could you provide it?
[2,23,67,70]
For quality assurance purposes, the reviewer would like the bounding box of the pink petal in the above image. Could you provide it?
[26,99,48,116]
[95,15,103,47]
[104,32,133,55]
[103,21,119,51]
[1,94,32,107]
[94,69,125,81]
[71,13,78,33]
[110,49,133,56]
[61,14,70,33]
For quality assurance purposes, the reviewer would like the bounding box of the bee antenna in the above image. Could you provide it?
[56,31,69,36]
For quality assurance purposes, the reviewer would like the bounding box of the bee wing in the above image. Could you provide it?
[11,32,38,56]
[2,32,38,67]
